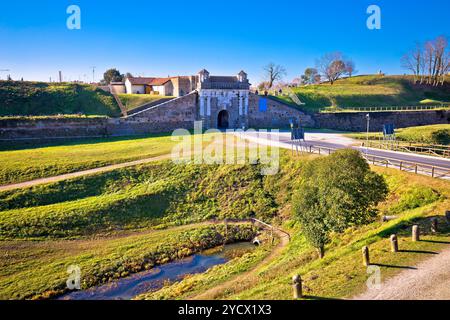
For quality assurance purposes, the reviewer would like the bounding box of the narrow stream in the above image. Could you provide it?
[59,242,255,300]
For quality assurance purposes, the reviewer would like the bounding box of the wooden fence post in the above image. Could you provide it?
[431,218,438,233]
[362,246,370,266]
[224,218,228,244]
[390,234,398,252]
[292,275,303,299]
[412,225,420,242]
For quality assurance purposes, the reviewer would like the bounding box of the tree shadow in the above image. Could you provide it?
[398,249,438,255]
[373,263,417,270]
[420,240,450,244]
[302,295,343,301]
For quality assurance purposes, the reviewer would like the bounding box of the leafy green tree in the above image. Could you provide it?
[103,68,123,84]
[301,68,319,84]
[292,149,388,258]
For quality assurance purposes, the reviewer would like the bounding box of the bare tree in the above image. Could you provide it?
[402,36,448,86]
[263,63,287,88]
[316,52,347,85]
[401,43,424,83]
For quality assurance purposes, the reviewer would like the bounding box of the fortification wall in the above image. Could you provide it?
[248,94,315,128]
[314,110,450,132]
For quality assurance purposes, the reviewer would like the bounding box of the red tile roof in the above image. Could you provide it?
[127,77,172,86]
[149,78,171,86]
[127,77,155,85]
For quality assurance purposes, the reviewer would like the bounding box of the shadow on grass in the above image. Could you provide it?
[373,263,417,270]
[399,249,438,255]
[302,295,343,301]
[419,240,450,244]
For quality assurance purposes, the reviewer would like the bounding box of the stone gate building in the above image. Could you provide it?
[124,69,315,133]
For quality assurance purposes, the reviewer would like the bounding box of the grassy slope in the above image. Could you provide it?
[0,134,180,185]
[2,144,450,300]
[279,75,450,112]
[0,223,256,300]
[118,94,174,111]
[0,160,277,239]
[0,81,121,117]
[347,124,450,145]
[136,156,450,300]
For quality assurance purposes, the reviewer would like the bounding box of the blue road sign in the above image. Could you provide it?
[259,98,267,112]
[383,124,395,136]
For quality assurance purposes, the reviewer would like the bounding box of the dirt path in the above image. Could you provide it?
[353,247,450,300]
[0,154,172,192]
[190,229,290,300]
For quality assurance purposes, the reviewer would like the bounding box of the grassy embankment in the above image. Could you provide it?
[0,81,121,117]
[0,224,258,300]
[0,134,180,185]
[347,124,450,146]
[137,155,450,300]
[275,75,450,113]
[117,94,174,112]
[0,137,276,299]
[1,135,450,300]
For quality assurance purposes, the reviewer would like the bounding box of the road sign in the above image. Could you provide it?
[383,124,395,136]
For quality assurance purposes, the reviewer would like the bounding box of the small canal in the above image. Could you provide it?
[59,242,255,300]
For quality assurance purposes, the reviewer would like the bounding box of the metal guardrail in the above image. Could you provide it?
[299,144,450,180]
[366,141,450,159]
[320,105,449,113]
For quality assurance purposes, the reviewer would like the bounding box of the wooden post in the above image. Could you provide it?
[362,246,370,266]
[390,234,398,252]
[292,275,303,299]
[412,225,420,242]
[431,218,438,233]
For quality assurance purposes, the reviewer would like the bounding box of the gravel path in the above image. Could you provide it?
[354,248,450,300]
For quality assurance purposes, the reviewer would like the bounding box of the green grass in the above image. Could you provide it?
[134,161,450,300]
[0,81,121,117]
[2,146,450,300]
[277,75,450,112]
[118,94,174,111]
[0,223,255,300]
[0,134,179,185]
[0,160,278,239]
[347,124,450,145]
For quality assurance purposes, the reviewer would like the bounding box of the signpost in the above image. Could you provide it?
[383,123,396,149]
[290,118,306,155]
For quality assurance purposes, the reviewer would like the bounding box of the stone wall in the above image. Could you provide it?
[0,93,199,140]
[0,117,110,140]
[314,110,450,132]
[248,94,315,128]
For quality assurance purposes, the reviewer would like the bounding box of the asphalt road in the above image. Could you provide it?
[239,131,450,174]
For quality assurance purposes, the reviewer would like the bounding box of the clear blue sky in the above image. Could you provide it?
[0,0,449,83]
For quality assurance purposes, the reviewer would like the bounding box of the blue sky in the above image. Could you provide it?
[0,0,449,83]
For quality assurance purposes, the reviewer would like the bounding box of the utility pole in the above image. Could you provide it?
[0,69,10,80]
[366,114,370,155]
[91,66,96,83]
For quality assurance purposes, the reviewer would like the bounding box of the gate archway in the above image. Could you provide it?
[217,110,229,129]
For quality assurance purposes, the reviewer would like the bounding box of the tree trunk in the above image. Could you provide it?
[317,246,325,259]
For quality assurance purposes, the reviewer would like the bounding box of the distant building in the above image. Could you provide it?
[122,70,250,99]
